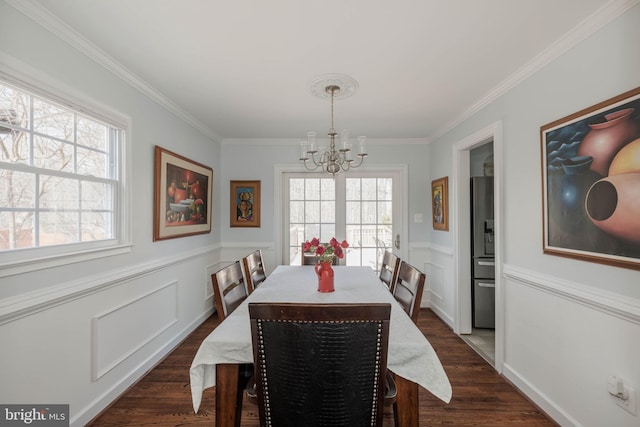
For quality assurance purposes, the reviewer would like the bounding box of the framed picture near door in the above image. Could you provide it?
[540,86,640,270]
[230,180,261,227]
[431,177,449,231]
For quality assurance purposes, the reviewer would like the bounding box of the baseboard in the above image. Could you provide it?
[72,307,215,426]
[429,303,455,329]
[502,362,580,427]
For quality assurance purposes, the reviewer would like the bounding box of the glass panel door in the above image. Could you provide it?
[284,170,401,269]
[345,177,393,271]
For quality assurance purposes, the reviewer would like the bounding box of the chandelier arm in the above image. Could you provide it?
[302,158,320,171]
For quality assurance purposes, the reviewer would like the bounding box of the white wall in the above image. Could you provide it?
[0,3,223,425]
[429,4,640,426]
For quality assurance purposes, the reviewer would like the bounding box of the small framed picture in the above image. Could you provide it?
[153,146,213,241]
[432,177,449,231]
[230,180,261,227]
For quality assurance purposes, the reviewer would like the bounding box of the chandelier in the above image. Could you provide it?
[299,74,367,176]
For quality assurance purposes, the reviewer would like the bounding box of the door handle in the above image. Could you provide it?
[477,261,495,266]
[477,282,495,288]
[394,234,400,249]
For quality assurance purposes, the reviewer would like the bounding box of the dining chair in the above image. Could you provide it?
[211,261,257,400]
[242,249,267,294]
[301,243,339,265]
[379,250,400,291]
[249,302,391,427]
[392,261,426,324]
[211,261,248,321]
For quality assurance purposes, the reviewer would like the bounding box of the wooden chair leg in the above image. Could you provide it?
[393,374,419,427]
[215,364,244,427]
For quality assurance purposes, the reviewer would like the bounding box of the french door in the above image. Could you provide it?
[283,169,404,270]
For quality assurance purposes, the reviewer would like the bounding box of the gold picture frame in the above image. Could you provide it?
[153,146,213,241]
[230,180,261,227]
[432,177,449,231]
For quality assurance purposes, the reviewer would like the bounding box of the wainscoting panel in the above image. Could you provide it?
[92,282,178,380]
[426,261,445,303]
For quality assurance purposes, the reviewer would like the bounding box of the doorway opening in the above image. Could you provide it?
[453,121,503,372]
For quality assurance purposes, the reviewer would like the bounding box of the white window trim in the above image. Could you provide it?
[0,55,132,278]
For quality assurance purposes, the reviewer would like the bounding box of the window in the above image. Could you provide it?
[0,76,127,271]
[284,171,402,270]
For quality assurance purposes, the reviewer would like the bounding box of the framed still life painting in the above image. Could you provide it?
[432,177,449,231]
[153,146,213,241]
[540,87,640,270]
[230,180,261,227]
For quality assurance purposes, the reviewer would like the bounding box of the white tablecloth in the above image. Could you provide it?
[189,266,452,412]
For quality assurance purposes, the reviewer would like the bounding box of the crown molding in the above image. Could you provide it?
[431,0,640,140]
[221,137,430,146]
[5,0,221,143]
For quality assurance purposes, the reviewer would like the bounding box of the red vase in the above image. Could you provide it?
[315,261,335,293]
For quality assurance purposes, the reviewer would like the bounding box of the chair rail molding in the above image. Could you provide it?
[0,243,222,325]
[503,264,640,325]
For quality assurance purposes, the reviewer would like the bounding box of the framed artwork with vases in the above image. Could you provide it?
[153,146,213,241]
[540,86,640,270]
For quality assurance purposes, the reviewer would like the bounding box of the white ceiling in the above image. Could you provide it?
[26,0,614,141]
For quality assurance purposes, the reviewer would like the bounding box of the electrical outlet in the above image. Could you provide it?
[616,385,637,416]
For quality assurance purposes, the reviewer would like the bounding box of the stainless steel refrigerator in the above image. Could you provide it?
[471,176,495,329]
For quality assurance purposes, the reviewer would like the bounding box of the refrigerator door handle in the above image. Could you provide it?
[477,282,495,288]
[477,260,495,266]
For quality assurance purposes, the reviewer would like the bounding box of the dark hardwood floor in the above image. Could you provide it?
[88,309,557,426]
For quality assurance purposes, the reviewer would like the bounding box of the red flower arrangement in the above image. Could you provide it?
[303,237,349,263]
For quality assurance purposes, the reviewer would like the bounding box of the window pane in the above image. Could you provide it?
[377,226,393,247]
[346,225,362,247]
[346,247,361,266]
[33,98,74,141]
[0,211,34,249]
[346,201,360,223]
[81,212,111,241]
[305,201,320,222]
[305,179,320,199]
[361,178,376,200]
[320,200,335,222]
[39,211,79,246]
[319,224,335,242]
[378,201,392,224]
[346,178,360,200]
[33,135,74,172]
[0,170,35,208]
[290,201,304,223]
[304,224,320,241]
[378,178,392,200]
[77,146,108,177]
[290,178,304,200]
[40,176,79,210]
[81,181,112,210]
[77,116,108,151]
[362,247,377,269]
[362,201,377,224]
[0,131,30,164]
[0,84,29,130]
[320,179,335,199]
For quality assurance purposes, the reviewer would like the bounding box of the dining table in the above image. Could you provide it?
[190,265,452,427]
